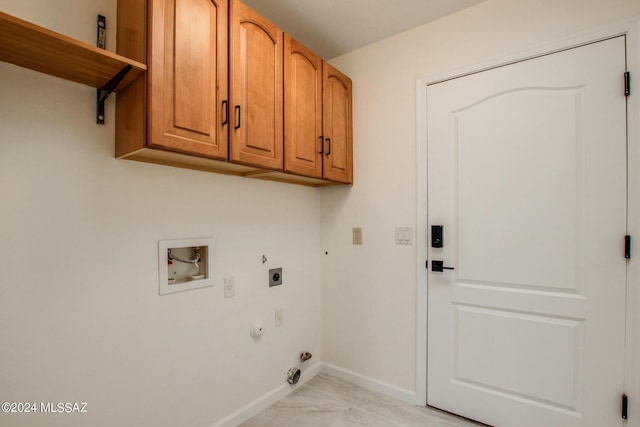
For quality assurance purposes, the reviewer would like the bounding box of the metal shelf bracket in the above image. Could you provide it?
[96,64,132,124]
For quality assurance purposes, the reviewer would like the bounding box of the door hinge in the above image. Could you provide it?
[625,235,631,259]
[622,393,628,419]
[624,72,631,96]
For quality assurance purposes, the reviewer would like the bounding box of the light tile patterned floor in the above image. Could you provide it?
[240,373,486,427]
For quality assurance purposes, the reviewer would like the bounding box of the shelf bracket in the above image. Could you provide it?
[96,64,132,124]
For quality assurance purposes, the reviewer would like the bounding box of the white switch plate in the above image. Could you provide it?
[353,227,363,245]
[224,277,235,298]
[395,227,413,245]
[275,308,284,327]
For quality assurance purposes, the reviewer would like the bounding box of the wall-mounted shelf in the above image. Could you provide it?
[0,11,146,92]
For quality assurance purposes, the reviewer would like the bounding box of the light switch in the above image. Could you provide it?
[395,227,413,245]
[224,277,235,298]
[353,227,363,245]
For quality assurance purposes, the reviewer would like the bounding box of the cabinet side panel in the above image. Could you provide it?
[116,0,147,63]
[115,0,147,156]
[116,75,147,157]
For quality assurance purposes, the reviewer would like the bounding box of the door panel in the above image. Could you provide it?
[173,0,212,133]
[427,36,627,427]
[454,304,582,408]
[230,0,283,169]
[456,88,582,291]
[323,62,353,184]
[284,34,323,178]
[149,0,228,159]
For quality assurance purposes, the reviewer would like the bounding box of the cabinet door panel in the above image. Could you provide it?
[230,0,283,169]
[149,0,228,159]
[284,35,322,178]
[323,62,353,184]
[173,0,211,133]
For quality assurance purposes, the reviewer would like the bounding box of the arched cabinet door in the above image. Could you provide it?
[229,0,283,170]
[322,62,353,184]
[149,0,229,160]
[284,34,323,178]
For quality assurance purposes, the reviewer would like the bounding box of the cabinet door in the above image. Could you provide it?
[230,0,283,170]
[284,34,323,178]
[323,62,353,184]
[148,0,228,160]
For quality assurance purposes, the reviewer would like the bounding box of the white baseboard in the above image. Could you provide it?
[211,362,417,426]
[210,362,323,427]
[320,362,417,405]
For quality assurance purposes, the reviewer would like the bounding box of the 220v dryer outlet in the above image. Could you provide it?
[269,268,282,287]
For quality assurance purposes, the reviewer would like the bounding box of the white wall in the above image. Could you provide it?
[0,1,322,426]
[322,0,640,398]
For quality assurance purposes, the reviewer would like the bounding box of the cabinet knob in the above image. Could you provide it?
[325,138,331,156]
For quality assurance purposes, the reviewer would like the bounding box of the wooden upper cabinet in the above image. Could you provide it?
[148,0,229,159]
[323,62,353,184]
[284,35,353,184]
[229,0,284,170]
[117,0,229,161]
[115,0,352,186]
[284,34,323,178]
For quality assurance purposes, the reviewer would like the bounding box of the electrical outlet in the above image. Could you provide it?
[269,268,283,287]
[224,277,235,298]
[275,308,284,327]
[353,227,363,245]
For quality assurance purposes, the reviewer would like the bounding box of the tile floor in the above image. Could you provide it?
[240,373,485,427]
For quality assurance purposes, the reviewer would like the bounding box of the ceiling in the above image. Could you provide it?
[241,0,486,59]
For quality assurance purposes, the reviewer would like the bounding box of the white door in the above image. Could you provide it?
[427,36,628,427]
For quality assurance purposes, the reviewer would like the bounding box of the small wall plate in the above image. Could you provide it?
[269,268,283,287]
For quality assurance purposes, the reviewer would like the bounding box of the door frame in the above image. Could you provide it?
[415,17,640,425]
